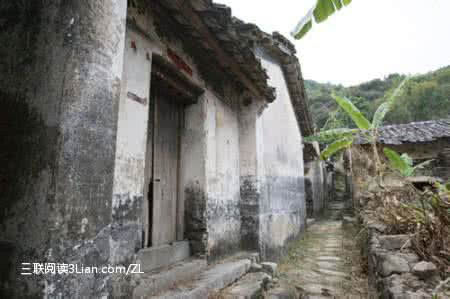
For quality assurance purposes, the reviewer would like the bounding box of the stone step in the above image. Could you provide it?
[307,218,316,226]
[315,268,349,278]
[295,273,345,285]
[265,286,299,299]
[315,256,342,262]
[220,272,271,299]
[301,283,340,296]
[148,258,252,299]
[137,241,190,273]
[133,258,207,298]
[228,251,261,264]
[315,261,343,271]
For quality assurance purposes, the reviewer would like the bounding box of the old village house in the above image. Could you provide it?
[356,119,450,185]
[0,1,328,298]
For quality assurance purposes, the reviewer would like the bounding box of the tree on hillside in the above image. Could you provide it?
[305,66,450,129]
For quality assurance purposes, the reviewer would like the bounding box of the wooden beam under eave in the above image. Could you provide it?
[172,0,266,101]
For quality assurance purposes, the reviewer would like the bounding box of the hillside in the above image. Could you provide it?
[305,65,450,131]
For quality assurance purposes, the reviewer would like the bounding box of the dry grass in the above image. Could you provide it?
[342,224,370,298]
[377,189,450,274]
[351,145,450,276]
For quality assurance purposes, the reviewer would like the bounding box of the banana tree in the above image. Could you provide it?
[291,0,353,39]
[305,93,385,161]
[383,148,434,177]
[305,77,410,162]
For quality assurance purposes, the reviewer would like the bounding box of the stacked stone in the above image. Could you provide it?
[364,215,448,298]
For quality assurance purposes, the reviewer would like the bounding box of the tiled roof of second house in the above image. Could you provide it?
[358,119,450,145]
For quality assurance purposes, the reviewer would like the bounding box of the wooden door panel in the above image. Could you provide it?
[152,92,180,246]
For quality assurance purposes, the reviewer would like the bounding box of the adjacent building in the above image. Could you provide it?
[357,119,450,181]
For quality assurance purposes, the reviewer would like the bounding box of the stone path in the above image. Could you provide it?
[277,200,368,298]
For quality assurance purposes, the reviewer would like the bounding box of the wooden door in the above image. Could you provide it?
[151,88,181,246]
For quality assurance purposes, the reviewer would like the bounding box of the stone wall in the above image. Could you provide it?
[352,147,449,298]
[363,217,444,298]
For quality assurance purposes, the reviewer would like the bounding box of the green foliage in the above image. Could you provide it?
[291,0,352,39]
[383,148,434,177]
[305,66,449,162]
[333,95,371,130]
[305,80,388,130]
[319,137,353,160]
[383,148,409,175]
[371,102,390,129]
[305,91,389,159]
[304,128,358,143]
[305,66,450,130]
[372,77,410,128]
[305,94,378,159]
[386,68,450,123]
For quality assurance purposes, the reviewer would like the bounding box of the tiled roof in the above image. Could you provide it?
[358,119,450,145]
[153,0,315,137]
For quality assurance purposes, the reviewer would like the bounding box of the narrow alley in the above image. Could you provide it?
[277,188,369,298]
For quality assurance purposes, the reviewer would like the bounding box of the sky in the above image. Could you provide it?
[217,0,450,86]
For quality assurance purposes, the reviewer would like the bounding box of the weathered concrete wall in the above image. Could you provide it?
[304,160,327,217]
[115,6,244,263]
[111,29,152,263]
[0,1,127,298]
[205,92,242,260]
[239,102,265,253]
[256,48,307,261]
[109,29,152,297]
[0,1,312,297]
[181,96,209,256]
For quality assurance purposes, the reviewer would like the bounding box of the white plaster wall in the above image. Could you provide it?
[259,56,304,181]
[239,103,266,178]
[256,48,306,259]
[181,98,207,184]
[179,95,208,243]
[204,91,241,258]
[111,9,246,260]
[110,30,152,263]
[112,31,151,199]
